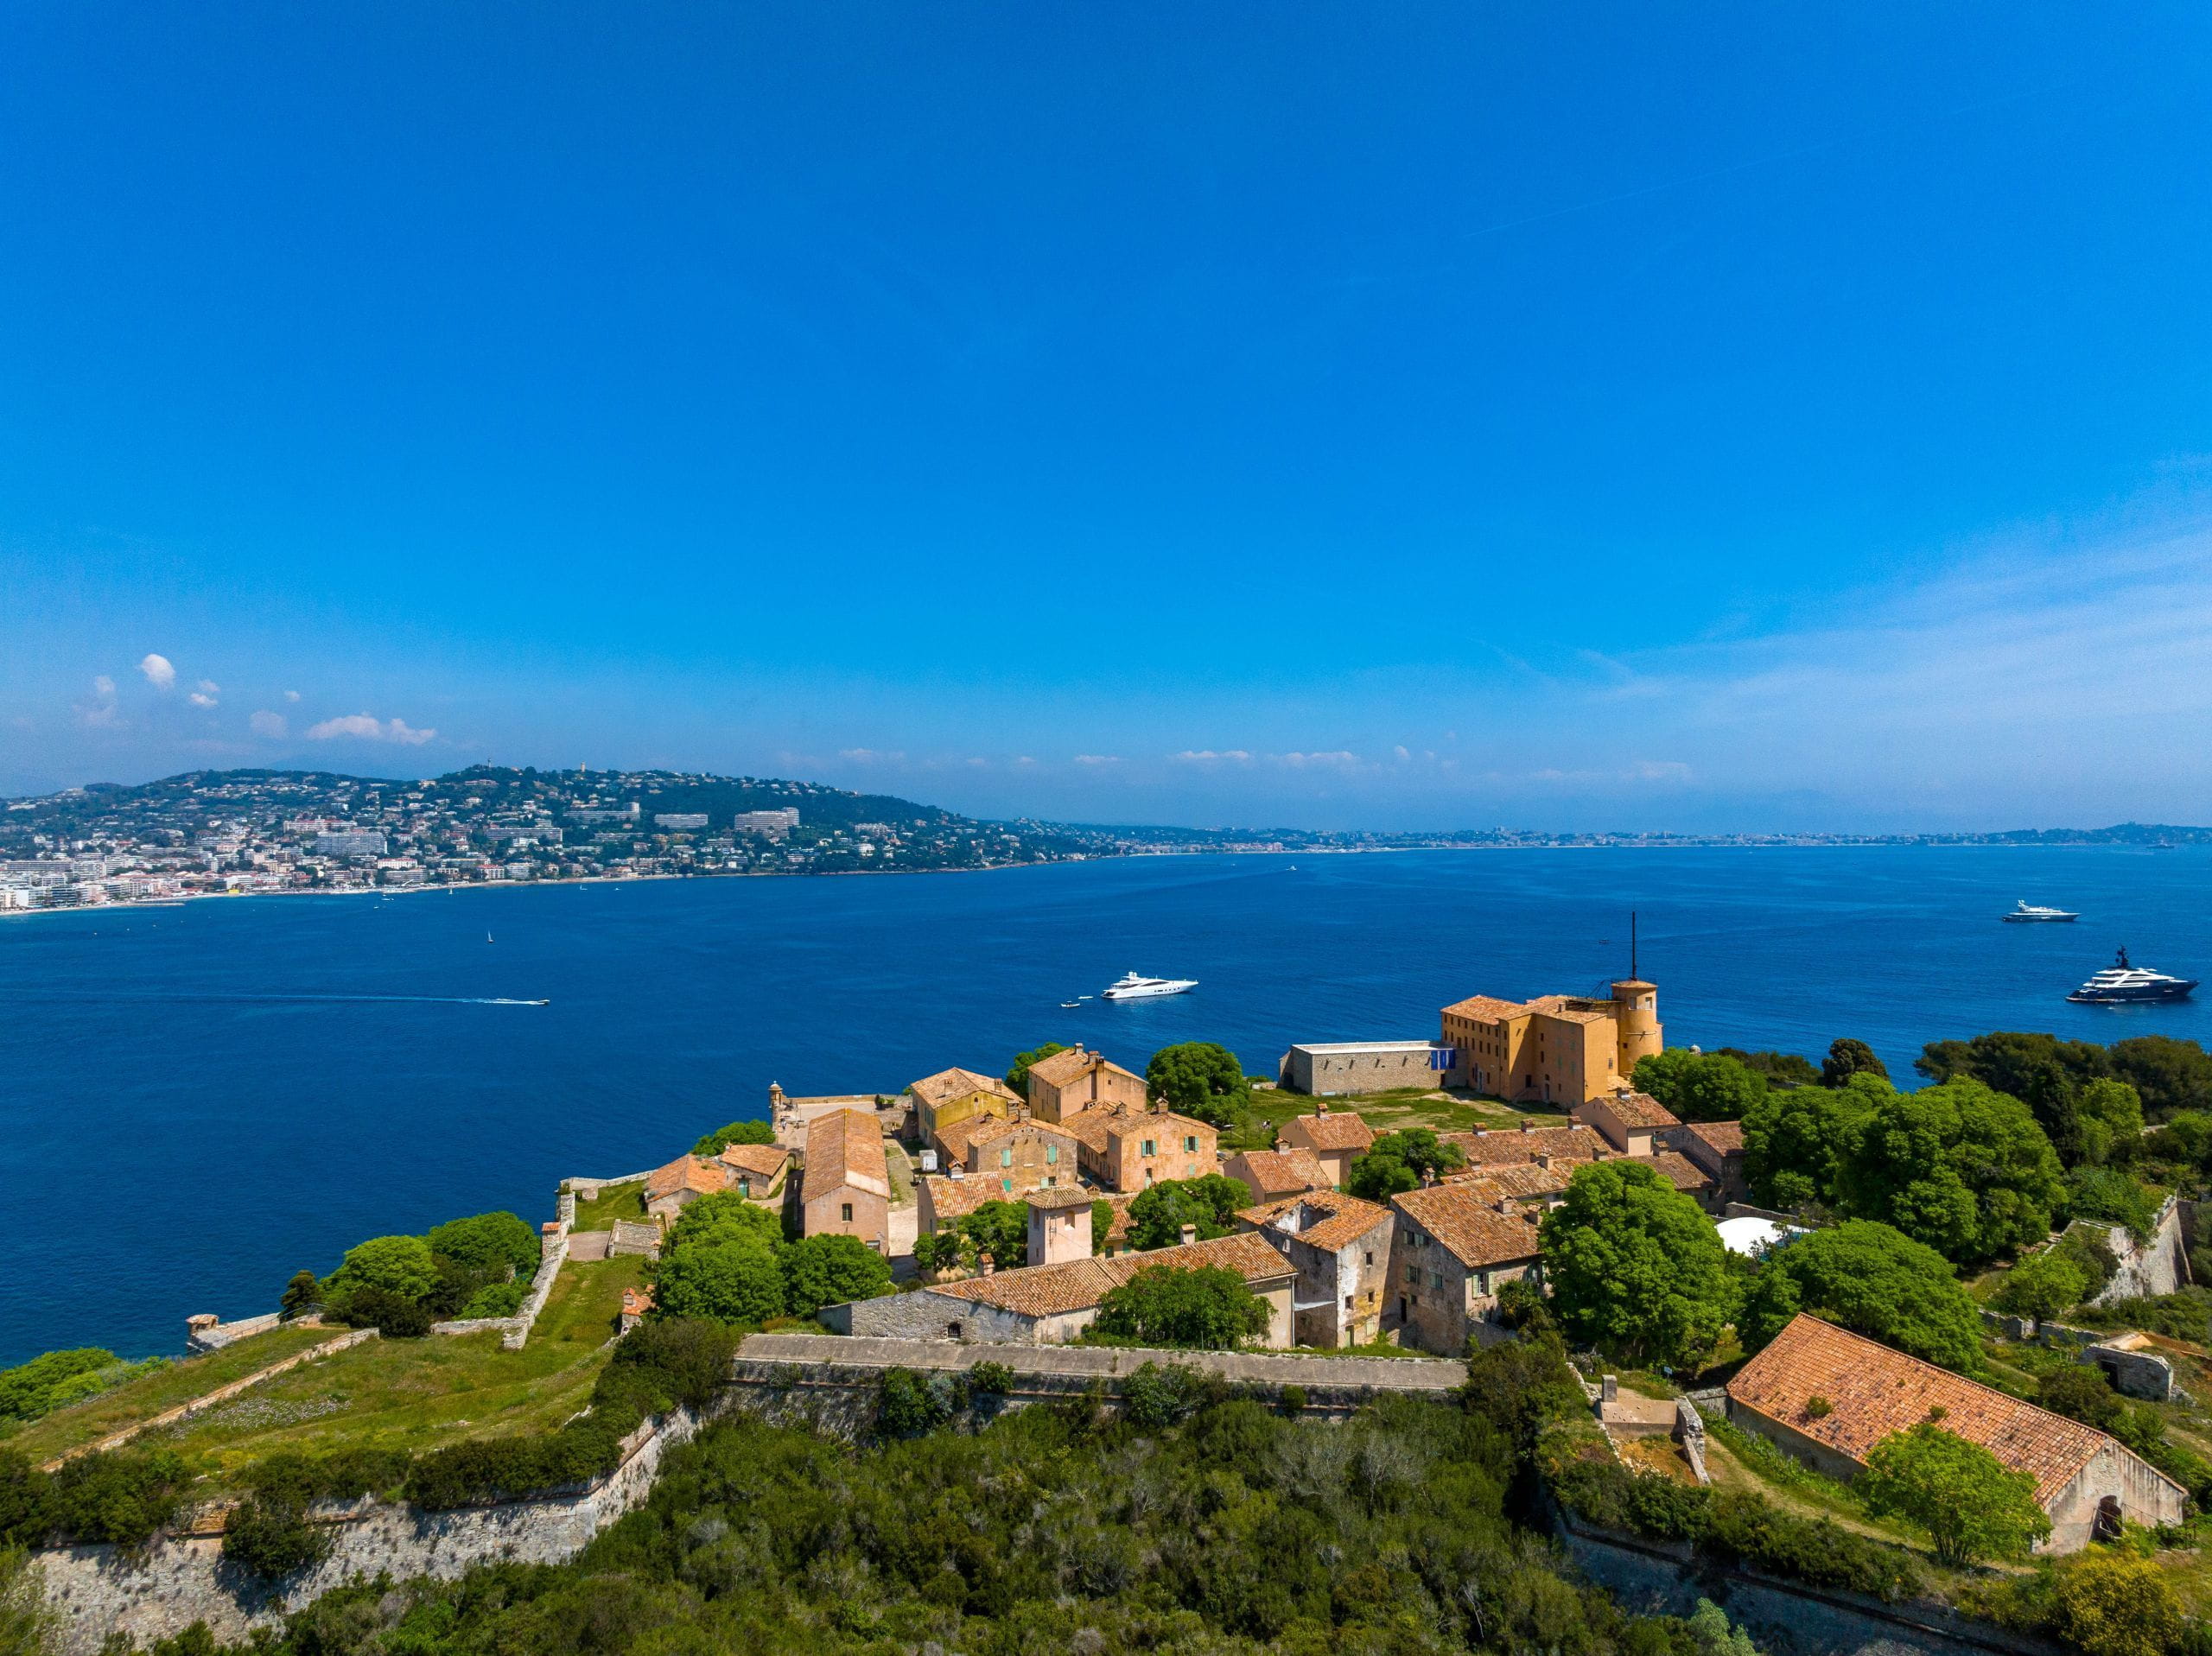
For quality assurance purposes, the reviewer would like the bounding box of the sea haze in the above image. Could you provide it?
[3,846,2209,1364]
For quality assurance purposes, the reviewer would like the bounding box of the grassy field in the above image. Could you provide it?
[110,1256,646,1489]
[885,1141,913,1205]
[571,1179,649,1229]
[1223,1086,1566,1152]
[4,1324,342,1462]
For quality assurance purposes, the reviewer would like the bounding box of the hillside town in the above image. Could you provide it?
[0,765,1099,908]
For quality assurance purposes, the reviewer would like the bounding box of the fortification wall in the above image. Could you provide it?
[35,1402,710,1655]
[2078,1195,2190,1305]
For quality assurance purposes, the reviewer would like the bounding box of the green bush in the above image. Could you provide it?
[876,1367,950,1438]
[1121,1361,1204,1430]
[0,1348,162,1424]
[456,1281,528,1319]
[426,1211,540,1279]
[327,1285,434,1336]
[966,1361,1015,1397]
[779,1234,893,1317]
[37,1449,189,1546]
[690,1118,777,1156]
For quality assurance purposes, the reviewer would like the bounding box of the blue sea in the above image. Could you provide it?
[6,846,2211,1366]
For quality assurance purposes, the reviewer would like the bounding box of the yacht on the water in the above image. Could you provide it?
[2002,899,2079,923]
[2067,947,2197,1004]
[1103,971,1198,1001]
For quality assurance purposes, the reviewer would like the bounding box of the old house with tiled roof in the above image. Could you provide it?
[1224,1146,1332,1206]
[802,1107,892,1251]
[1729,1315,2186,1551]
[1573,1088,1680,1156]
[1665,1120,1747,1203]
[1388,1181,1546,1356]
[906,1067,1021,1158]
[1447,1158,1582,1211]
[944,1114,1079,1195]
[644,1155,733,1221]
[1646,1149,1717,1209]
[833,1226,1296,1346]
[715,1142,791,1201]
[1444,1123,1608,1167]
[1242,1190,1394,1348]
[1060,1100,1217,1191]
[1025,1045,1149,1123]
[1278,1103,1375,1188]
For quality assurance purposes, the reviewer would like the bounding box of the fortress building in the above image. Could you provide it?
[1439,976,1661,1107]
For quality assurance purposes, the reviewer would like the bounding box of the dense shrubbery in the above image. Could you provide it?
[1090,1263,1270,1348]
[689,1118,778,1157]
[221,1445,418,1577]
[1736,1220,1985,1371]
[1344,1128,1466,1200]
[0,1445,190,1547]
[1540,1161,1736,1369]
[1123,1173,1250,1249]
[297,1210,545,1335]
[0,1348,164,1425]
[226,1336,1732,1656]
[1142,1040,1252,1128]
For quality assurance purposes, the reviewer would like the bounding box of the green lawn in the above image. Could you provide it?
[4,1324,343,1463]
[885,1141,913,1205]
[1225,1086,1567,1152]
[571,1179,649,1230]
[127,1257,646,1491]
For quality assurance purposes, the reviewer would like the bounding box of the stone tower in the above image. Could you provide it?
[1610,979,1662,1077]
[1027,1188,1094,1266]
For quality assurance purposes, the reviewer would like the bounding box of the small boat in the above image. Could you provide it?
[2068,947,2197,1004]
[2003,899,2079,923]
[1103,971,1198,1000]
[1060,999,1082,1008]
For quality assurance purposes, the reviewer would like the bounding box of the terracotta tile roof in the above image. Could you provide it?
[1027,1186,1095,1211]
[803,1108,891,1202]
[935,1117,987,1166]
[1027,1047,1145,1090]
[907,1067,1020,1108]
[1229,1148,1332,1200]
[1592,1089,1680,1129]
[1446,1125,1606,1165]
[645,1155,728,1200]
[957,1115,1077,1161]
[1648,1151,1713,1193]
[1390,1183,1546,1269]
[1060,1102,1212,1154]
[932,1229,1294,1319]
[620,1285,653,1317]
[1283,1110,1376,1152]
[1728,1316,2175,1507]
[918,1172,1004,1223]
[1449,1159,1581,1202]
[716,1143,790,1181]
[1440,993,1533,1023]
[1679,1120,1745,1155]
[1058,1105,1117,1153]
[1243,1190,1394,1253]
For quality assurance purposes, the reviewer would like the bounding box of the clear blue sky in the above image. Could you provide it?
[6,4,2212,830]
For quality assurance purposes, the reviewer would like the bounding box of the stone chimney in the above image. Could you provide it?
[1520,1121,1535,1134]
[979,1252,995,1277]
[949,1165,964,1182]
[1315,1101,1329,1117]
[1602,1374,1618,1403]
[1421,1165,1437,1188]
[1179,1223,1198,1247]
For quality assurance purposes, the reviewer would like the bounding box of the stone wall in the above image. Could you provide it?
[2077,1194,2190,1305]
[36,1400,714,1655]
[185,1313,285,1355]
[1281,1042,1462,1096]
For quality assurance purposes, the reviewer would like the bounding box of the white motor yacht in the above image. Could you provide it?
[2002,899,2078,923]
[1102,971,1198,1000]
[2068,947,2196,1004]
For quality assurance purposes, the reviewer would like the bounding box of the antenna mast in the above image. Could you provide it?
[1630,910,1637,981]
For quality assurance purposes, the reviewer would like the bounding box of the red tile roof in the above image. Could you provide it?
[1228,1147,1332,1200]
[1283,1110,1376,1153]
[717,1143,790,1181]
[1648,1151,1713,1193]
[1390,1183,1546,1269]
[1679,1120,1745,1154]
[1727,1316,2172,1506]
[1592,1090,1680,1129]
[907,1067,1020,1108]
[1242,1190,1394,1253]
[1440,993,1532,1023]
[645,1155,728,1200]
[931,1230,1294,1319]
[803,1108,891,1202]
[1446,1125,1606,1165]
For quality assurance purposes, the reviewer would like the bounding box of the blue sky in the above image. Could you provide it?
[6,4,2212,830]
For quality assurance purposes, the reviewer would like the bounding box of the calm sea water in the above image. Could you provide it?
[6,846,2211,1365]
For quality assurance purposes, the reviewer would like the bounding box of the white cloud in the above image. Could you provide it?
[1172,749,1253,765]
[249,710,289,739]
[1073,754,1122,765]
[188,683,219,708]
[305,713,436,745]
[1276,750,1361,769]
[1628,760,1691,782]
[138,653,176,691]
[1394,746,1411,762]
[836,747,905,764]
[92,676,115,698]
[283,689,301,702]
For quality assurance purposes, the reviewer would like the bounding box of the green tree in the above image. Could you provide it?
[279,1271,322,1318]
[1821,1037,1890,1088]
[328,1235,436,1301]
[2037,1364,2123,1431]
[1539,1161,1736,1369]
[1857,1424,2050,1565]
[1916,1031,2109,1096]
[1144,1042,1252,1128]
[426,1212,539,1278]
[1687,1599,1759,1656]
[2075,1078,2145,1167]
[2109,1034,2212,1121]
[2067,1166,2161,1240]
[1090,1198,1115,1254]
[690,1118,777,1156]
[2053,1552,2186,1656]
[1093,1264,1270,1348]
[1632,1050,1767,1123]
[1737,1220,1984,1372]
[1004,1042,1067,1100]
[1344,1129,1465,1201]
[651,1241,785,1326]
[780,1234,893,1317]
[1717,1047,1821,1088]
[0,1350,124,1424]
[1830,1079,2067,1264]
[951,1199,1031,1271]
[668,1191,784,1253]
[1989,1248,2089,1322]
[1740,1073,1885,1208]
[1127,1175,1250,1250]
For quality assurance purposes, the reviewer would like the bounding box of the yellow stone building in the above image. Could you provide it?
[907,1066,1022,1155]
[1440,978,1661,1107]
